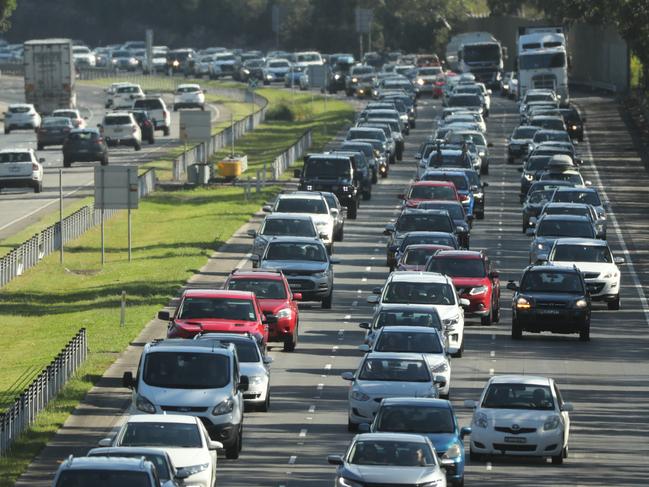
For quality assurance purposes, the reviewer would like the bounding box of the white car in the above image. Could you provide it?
[3,103,41,134]
[368,271,468,357]
[548,237,624,309]
[98,414,221,487]
[263,192,336,253]
[100,112,142,150]
[112,83,145,109]
[52,108,86,128]
[359,326,451,398]
[0,148,44,193]
[465,375,573,464]
[342,352,446,431]
[209,52,238,79]
[439,113,486,133]
[105,82,131,108]
[72,45,96,67]
[174,84,206,111]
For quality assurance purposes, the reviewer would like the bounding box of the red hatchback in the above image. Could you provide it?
[427,250,501,326]
[399,181,460,208]
[159,289,270,348]
[224,269,301,352]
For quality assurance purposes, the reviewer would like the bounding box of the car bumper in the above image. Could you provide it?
[515,309,589,332]
[286,277,331,301]
[6,121,37,129]
[64,150,105,161]
[38,135,68,146]
[242,378,269,404]
[470,429,564,457]
[268,316,297,341]
[105,137,138,146]
[459,293,492,316]
[585,279,619,300]
[0,175,40,187]
[199,418,240,447]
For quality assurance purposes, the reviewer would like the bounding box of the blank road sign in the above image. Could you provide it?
[94,165,139,210]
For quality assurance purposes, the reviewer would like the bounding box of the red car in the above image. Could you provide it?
[224,269,301,352]
[427,250,501,326]
[399,181,460,208]
[159,289,270,348]
[396,243,454,271]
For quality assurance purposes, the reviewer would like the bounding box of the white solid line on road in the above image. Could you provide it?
[308,405,316,413]
[486,462,492,471]
[299,429,307,437]
[288,456,297,464]
[344,314,351,320]
[361,277,367,282]
[317,383,324,390]
[365,266,371,271]
[234,253,252,271]
[490,351,495,358]
[324,364,332,370]
[489,368,494,376]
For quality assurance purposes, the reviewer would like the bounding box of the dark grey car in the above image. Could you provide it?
[247,213,322,258]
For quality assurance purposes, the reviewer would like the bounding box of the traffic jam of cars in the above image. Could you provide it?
[30,33,632,487]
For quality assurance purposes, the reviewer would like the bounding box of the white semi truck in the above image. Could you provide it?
[445,32,505,88]
[23,38,76,115]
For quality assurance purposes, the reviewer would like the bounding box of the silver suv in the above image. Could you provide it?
[122,338,248,459]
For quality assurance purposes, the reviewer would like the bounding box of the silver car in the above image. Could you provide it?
[247,213,324,258]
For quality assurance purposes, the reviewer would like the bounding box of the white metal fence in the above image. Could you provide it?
[0,328,88,456]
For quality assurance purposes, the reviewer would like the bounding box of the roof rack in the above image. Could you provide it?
[230,267,284,276]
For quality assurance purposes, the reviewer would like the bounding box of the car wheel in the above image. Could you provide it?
[410,121,416,129]
[481,308,493,326]
[469,448,484,462]
[37,143,44,151]
[372,172,378,184]
[579,322,590,341]
[34,181,43,193]
[4,128,9,134]
[453,479,464,487]
[347,418,358,432]
[338,226,344,242]
[551,450,564,465]
[507,156,514,164]
[148,136,155,145]
[607,295,620,310]
[283,323,298,352]
[225,426,242,459]
[451,339,463,358]
[347,204,357,220]
[322,290,333,309]
[101,156,108,166]
[493,301,500,323]
[512,319,522,339]
[134,142,141,151]
[63,158,72,168]
[362,190,371,201]
[476,210,485,220]
[522,219,528,233]
[163,127,170,136]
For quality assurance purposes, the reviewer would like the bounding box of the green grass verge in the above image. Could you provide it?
[631,54,643,90]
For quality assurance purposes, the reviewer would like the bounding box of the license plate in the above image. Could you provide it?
[114,128,123,133]
[78,149,89,152]
[9,165,20,173]
[539,309,561,315]
[504,436,527,444]
[290,283,302,289]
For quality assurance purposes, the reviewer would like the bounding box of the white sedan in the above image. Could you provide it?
[465,375,573,464]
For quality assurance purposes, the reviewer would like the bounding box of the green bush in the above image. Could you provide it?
[265,102,295,121]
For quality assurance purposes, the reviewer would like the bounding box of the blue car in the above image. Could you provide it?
[361,397,470,487]
[420,169,475,217]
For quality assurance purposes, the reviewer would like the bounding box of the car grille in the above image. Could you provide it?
[495,426,537,434]
[493,443,537,452]
[160,405,207,413]
[287,279,316,291]
[587,283,605,294]
[536,301,568,309]
[583,272,600,279]
[532,74,557,90]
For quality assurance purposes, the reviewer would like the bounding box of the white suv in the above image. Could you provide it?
[112,83,145,109]
[173,84,206,111]
[100,112,142,150]
[465,375,573,464]
[3,103,41,134]
[368,271,468,357]
[0,148,44,193]
[133,96,171,135]
[548,237,624,310]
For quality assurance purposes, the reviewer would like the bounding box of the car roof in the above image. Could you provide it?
[60,456,153,471]
[379,397,451,408]
[278,192,324,200]
[125,414,199,424]
[308,153,350,161]
[182,289,255,299]
[366,351,427,361]
[403,243,453,251]
[411,180,456,187]
[228,270,284,280]
[70,128,100,134]
[388,271,450,284]
[433,250,483,259]
[105,112,133,117]
[400,209,450,216]
[401,231,455,238]
[266,236,323,244]
[527,264,578,274]
[355,432,429,443]
[265,212,314,220]
[553,237,607,247]
[378,325,441,335]
[554,186,597,193]
[376,304,441,314]
[8,103,33,108]
[0,148,32,154]
[88,446,170,457]
[488,375,552,386]
[538,214,591,222]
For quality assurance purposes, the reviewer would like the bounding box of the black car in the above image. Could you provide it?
[62,128,108,167]
[339,141,379,183]
[129,110,155,144]
[295,153,360,219]
[559,106,585,142]
[237,59,265,82]
[507,265,591,341]
[166,49,196,75]
[330,150,372,201]
[327,60,354,93]
[521,181,575,232]
[417,200,471,233]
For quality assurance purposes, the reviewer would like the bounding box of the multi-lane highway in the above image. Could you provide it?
[12,89,649,487]
[0,76,222,240]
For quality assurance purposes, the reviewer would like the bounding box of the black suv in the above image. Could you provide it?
[330,150,372,201]
[295,153,360,219]
[507,265,591,341]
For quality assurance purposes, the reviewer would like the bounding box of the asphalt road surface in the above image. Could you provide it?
[0,76,221,240]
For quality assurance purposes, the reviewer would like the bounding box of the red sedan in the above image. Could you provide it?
[427,250,501,326]
[159,289,270,348]
[399,180,460,208]
[224,269,301,352]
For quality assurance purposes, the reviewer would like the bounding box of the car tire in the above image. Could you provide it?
[347,419,358,432]
[4,127,9,135]
[411,120,416,129]
[476,210,484,220]
[512,319,522,339]
[507,156,514,164]
[469,448,484,462]
[101,157,108,166]
[579,322,590,341]
[63,158,72,168]
[34,181,43,193]
[551,450,564,465]
[134,142,141,151]
[372,172,378,184]
[163,127,170,136]
[322,290,333,309]
[607,295,620,310]
[225,426,242,459]
[362,190,371,201]
[37,143,44,151]
[481,309,493,326]
[493,302,500,323]
[453,479,464,487]
[347,204,357,219]
[283,323,298,352]
[481,163,489,175]
[148,136,155,145]
[335,227,344,242]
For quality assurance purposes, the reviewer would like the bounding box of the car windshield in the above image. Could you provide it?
[265,242,327,262]
[9,106,31,113]
[303,158,351,179]
[227,278,287,299]
[55,470,151,487]
[513,127,539,139]
[88,453,170,481]
[375,331,444,354]
[536,219,593,237]
[552,244,612,263]
[418,67,441,76]
[403,248,440,265]
[540,172,583,184]
[482,383,555,410]
[521,270,584,293]
[396,213,452,232]
[134,99,163,110]
[519,52,566,69]
[43,118,70,127]
[428,258,486,278]
[408,186,455,201]
[261,218,315,237]
[449,95,482,107]
[527,190,554,204]
[0,152,31,163]
[428,175,469,191]
[383,281,455,305]
[113,50,131,58]
[275,198,328,214]
[376,405,454,434]
[120,422,202,448]
[178,297,257,321]
[426,153,471,169]
[116,86,140,93]
[217,339,260,362]
[269,61,289,68]
[374,310,442,330]
[68,132,99,142]
[359,358,431,382]
[400,235,456,250]
[177,86,200,93]
[342,144,372,159]
[544,206,590,218]
[531,118,565,131]
[534,132,570,143]
[348,440,435,466]
[348,129,385,142]
[143,351,230,389]
[553,190,601,206]
[54,111,77,118]
[417,203,465,220]
[525,156,551,171]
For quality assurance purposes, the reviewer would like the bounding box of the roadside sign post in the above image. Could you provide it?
[59,169,63,264]
[145,29,154,75]
[94,166,139,266]
[355,8,373,60]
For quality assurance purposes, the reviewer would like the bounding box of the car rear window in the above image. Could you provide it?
[0,152,31,163]
[134,99,163,110]
[104,116,133,125]
[9,106,30,113]
[55,470,151,487]
[116,86,140,93]
[227,278,287,300]
[68,132,99,141]
[121,422,203,448]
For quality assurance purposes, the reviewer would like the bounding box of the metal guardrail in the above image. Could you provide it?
[0,328,88,456]
[0,168,156,289]
[272,129,313,179]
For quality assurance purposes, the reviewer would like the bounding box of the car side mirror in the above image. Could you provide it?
[262,205,273,213]
[561,402,574,412]
[341,371,355,381]
[459,298,470,308]
[122,371,135,389]
[614,256,625,265]
[264,315,278,325]
[157,310,170,321]
[293,292,302,301]
[175,470,191,480]
[384,223,396,234]
[327,454,344,465]
[585,180,592,186]
[96,123,102,128]
[460,426,472,438]
[238,375,249,392]
[359,322,370,330]
[358,423,371,433]
[263,355,273,365]
[506,281,518,291]
[433,374,447,388]
[98,438,113,447]
[482,181,489,187]
[250,255,260,263]
[463,399,478,408]
[367,295,379,304]
[487,89,493,95]
[293,169,302,178]
[358,344,370,353]
[208,440,223,451]
[470,185,478,192]
[247,229,257,237]
[330,208,339,216]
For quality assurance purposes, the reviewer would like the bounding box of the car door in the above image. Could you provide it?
[553,382,570,443]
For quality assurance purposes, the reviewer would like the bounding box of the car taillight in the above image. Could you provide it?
[144,120,151,127]
[32,163,39,171]
[132,125,137,133]
[162,110,168,119]
[460,194,470,202]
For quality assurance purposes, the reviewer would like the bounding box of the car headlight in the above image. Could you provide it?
[178,463,210,476]
[351,77,358,83]
[172,60,179,67]
[276,308,292,319]
[601,271,618,279]
[313,271,329,278]
[417,78,424,85]
[334,74,340,80]
[474,411,488,428]
[524,173,534,181]
[351,390,370,401]
[342,185,349,192]
[249,375,264,385]
[442,315,460,326]
[135,394,156,414]
[571,124,578,130]
[470,285,488,295]
[536,242,548,250]
[443,442,462,459]
[479,150,486,157]
[212,397,234,415]
[575,299,588,309]
[543,415,561,431]
[338,478,362,487]
[431,361,449,373]
[516,297,531,309]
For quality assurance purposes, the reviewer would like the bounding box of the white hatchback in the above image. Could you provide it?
[113,83,145,109]
[174,84,206,111]
[465,375,573,464]
[4,104,41,134]
[0,148,44,193]
[100,112,142,150]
